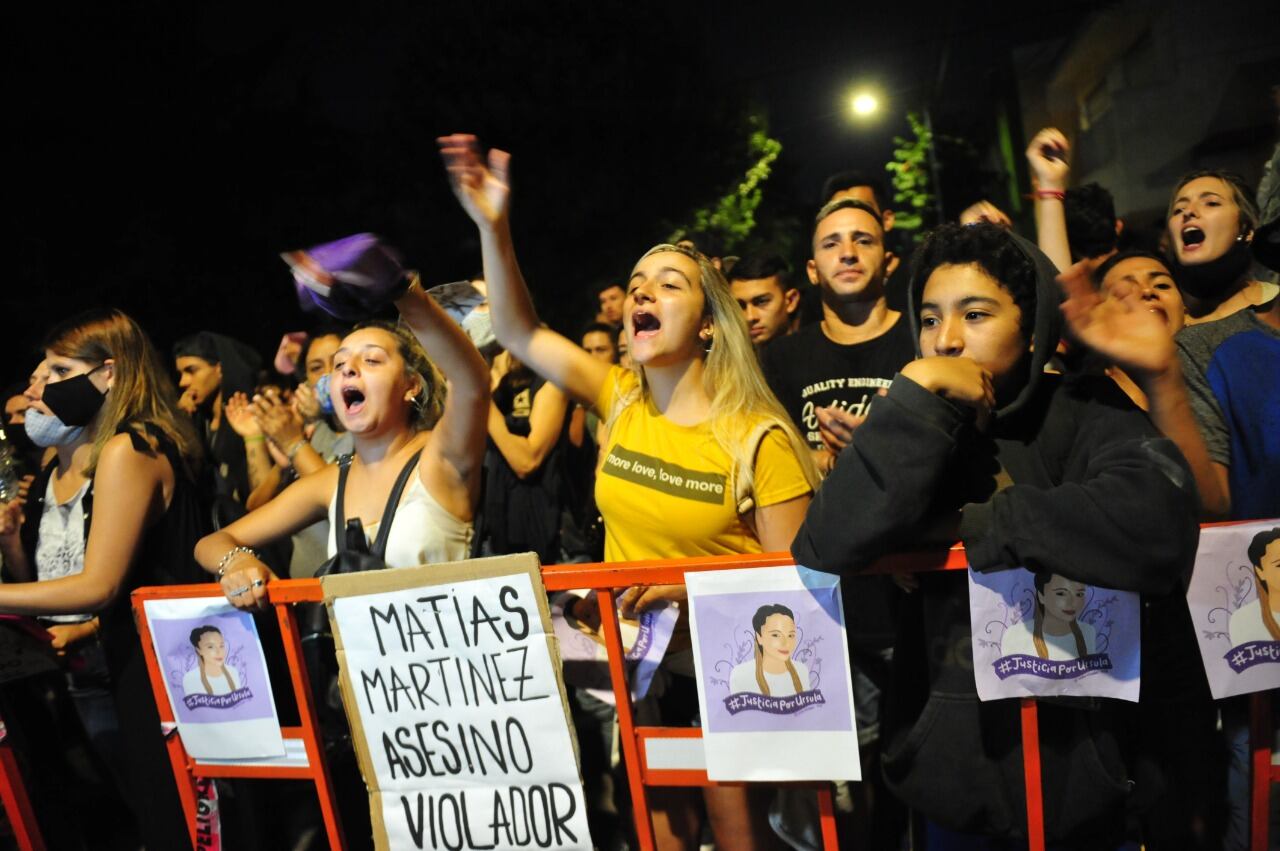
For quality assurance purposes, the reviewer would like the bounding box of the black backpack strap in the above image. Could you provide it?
[369,449,424,559]
[333,454,355,554]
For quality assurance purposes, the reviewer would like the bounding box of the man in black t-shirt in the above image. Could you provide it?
[762,198,915,475]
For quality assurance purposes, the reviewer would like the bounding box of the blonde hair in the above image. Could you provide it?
[350,320,446,431]
[610,244,819,502]
[44,310,202,478]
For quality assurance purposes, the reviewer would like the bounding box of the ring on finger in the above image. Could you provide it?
[251,579,266,589]
[227,585,251,597]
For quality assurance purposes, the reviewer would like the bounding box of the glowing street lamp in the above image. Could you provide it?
[849,90,880,119]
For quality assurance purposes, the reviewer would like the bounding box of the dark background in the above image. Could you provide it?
[5,1,1110,387]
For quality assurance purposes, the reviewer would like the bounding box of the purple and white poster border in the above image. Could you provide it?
[687,565,860,782]
[143,597,285,760]
[1185,520,1280,700]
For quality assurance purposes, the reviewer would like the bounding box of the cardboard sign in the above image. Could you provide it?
[687,565,861,781]
[323,554,592,851]
[1186,521,1280,700]
[142,598,285,759]
[968,568,1141,702]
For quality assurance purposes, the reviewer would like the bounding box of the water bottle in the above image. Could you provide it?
[0,426,20,502]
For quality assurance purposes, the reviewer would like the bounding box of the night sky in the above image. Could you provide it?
[7,1,1108,387]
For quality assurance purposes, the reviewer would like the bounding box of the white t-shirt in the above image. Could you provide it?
[1000,620,1097,661]
[1229,599,1280,646]
[728,658,811,696]
[183,666,236,696]
[35,476,92,625]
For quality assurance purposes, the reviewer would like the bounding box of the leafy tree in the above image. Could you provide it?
[885,111,936,239]
[669,114,782,253]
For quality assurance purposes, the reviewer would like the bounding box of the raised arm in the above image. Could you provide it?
[1058,263,1230,518]
[1026,127,1072,272]
[438,134,613,406]
[394,281,490,490]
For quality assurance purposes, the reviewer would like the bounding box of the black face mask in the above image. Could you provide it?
[42,366,108,427]
[1169,236,1254,301]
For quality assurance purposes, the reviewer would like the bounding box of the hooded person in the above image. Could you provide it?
[173,331,262,513]
[791,223,1201,843]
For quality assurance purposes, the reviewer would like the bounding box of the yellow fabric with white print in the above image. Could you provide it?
[593,366,811,562]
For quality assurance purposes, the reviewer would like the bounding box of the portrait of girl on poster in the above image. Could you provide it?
[729,604,811,697]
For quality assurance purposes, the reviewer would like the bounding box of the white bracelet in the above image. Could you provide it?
[216,546,257,579]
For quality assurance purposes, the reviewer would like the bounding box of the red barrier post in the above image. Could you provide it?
[0,736,44,851]
[1251,690,1272,850]
[1020,698,1045,851]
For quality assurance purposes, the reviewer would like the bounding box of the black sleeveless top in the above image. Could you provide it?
[19,421,210,674]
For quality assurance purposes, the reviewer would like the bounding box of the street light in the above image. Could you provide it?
[850,91,879,118]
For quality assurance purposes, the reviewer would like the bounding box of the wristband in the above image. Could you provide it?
[217,546,257,578]
[286,439,307,462]
[245,435,266,445]
[1033,189,1065,201]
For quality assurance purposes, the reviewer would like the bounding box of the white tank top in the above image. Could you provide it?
[326,473,472,569]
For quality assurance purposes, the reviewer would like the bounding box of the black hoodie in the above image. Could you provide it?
[791,229,1200,841]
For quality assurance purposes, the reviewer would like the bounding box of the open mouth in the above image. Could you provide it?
[632,311,661,338]
[1181,226,1206,248]
[340,385,366,413]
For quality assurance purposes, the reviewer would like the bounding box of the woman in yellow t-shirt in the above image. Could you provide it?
[440,134,819,851]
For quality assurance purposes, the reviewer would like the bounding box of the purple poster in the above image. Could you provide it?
[968,567,1141,702]
[143,598,285,760]
[1185,521,1280,699]
[687,566,860,781]
[693,588,850,734]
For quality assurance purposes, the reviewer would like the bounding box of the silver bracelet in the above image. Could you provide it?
[216,546,257,578]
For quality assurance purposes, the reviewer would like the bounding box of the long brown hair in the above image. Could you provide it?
[1031,573,1088,659]
[751,604,803,696]
[1249,528,1280,641]
[43,309,201,477]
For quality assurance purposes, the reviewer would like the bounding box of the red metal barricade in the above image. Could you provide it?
[122,548,1038,850]
[104,540,1277,851]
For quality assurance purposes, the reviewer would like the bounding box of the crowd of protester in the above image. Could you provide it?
[0,106,1275,850]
